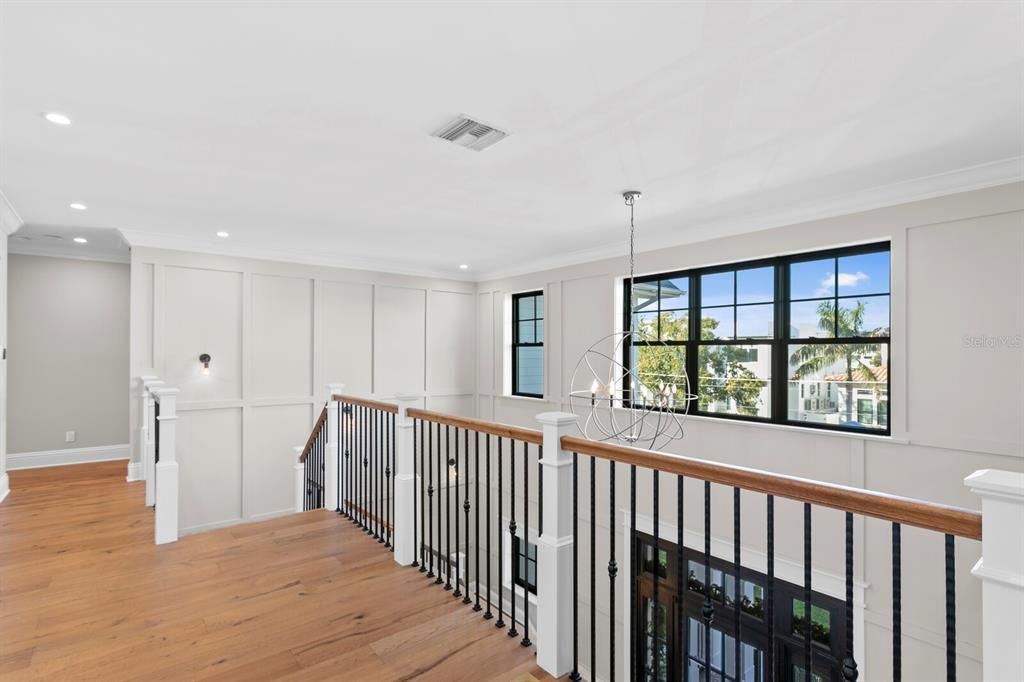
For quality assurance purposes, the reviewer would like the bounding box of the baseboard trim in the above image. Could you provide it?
[0,473,9,504]
[7,444,131,470]
[126,461,143,482]
[180,508,296,537]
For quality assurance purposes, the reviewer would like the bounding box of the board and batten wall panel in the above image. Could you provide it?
[177,407,243,532]
[162,266,243,403]
[129,247,474,535]
[318,280,374,398]
[246,403,313,519]
[250,274,313,399]
[373,285,426,397]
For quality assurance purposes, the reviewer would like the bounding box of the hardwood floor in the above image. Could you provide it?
[0,462,554,681]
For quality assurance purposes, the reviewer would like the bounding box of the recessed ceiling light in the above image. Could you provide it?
[73,237,88,244]
[69,203,87,210]
[43,112,72,126]
[459,264,469,270]
[216,231,229,238]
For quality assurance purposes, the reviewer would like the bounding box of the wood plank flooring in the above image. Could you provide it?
[0,462,553,681]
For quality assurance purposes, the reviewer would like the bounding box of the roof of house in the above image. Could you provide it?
[823,366,888,383]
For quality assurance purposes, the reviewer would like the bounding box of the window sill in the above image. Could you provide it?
[683,412,908,444]
[499,393,550,403]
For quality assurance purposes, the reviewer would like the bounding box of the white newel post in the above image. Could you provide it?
[535,412,578,678]
[393,393,421,566]
[965,469,1024,682]
[325,383,345,512]
[294,446,305,513]
[153,387,179,545]
[142,377,163,507]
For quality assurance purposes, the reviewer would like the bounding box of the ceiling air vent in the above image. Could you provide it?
[432,115,508,151]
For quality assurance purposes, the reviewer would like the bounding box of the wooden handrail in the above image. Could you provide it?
[562,435,982,541]
[407,408,544,445]
[299,406,328,464]
[333,394,398,414]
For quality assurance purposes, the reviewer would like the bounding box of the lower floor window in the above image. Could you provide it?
[513,535,538,594]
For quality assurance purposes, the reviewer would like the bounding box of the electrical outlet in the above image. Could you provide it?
[65,431,76,443]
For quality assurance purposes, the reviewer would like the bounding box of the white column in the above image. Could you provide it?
[153,387,179,545]
[965,469,1024,682]
[294,446,305,514]
[393,393,422,566]
[324,383,345,512]
[142,378,163,507]
[535,411,578,678]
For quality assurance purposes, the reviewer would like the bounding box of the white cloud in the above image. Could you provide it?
[815,271,868,296]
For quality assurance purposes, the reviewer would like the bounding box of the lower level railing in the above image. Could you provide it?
[298,405,328,511]
[291,389,1022,682]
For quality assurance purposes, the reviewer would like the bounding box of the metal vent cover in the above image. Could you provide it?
[431,115,508,151]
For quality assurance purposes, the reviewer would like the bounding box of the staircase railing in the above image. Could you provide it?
[291,388,1023,682]
[295,405,328,512]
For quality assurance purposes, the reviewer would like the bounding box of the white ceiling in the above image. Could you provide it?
[1,1,1021,279]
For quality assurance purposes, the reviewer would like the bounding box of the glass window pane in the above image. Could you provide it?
[702,308,734,339]
[518,320,535,343]
[787,343,888,431]
[535,295,544,319]
[740,580,765,619]
[633,345,688,406]
[632,312,661,340]
[515,346,543,396]
[518,295,535,320]
[789,300,835,338]
[661,310,688,341]
[660,277,689,310]
[698,345,771,418]
[536,319,545,343]
[838,295,889,337]
[792,599,833,647]
[737,267,774,304]
[790,258,835,300]
[736,304,773,339]
[633,282,659,312]
[702,272,734,307]
[838,251,890,296]
[687,561,706,594]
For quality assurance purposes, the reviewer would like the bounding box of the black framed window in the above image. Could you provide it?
[512,291,544,398]
[512,534,537,594]
[624,243,891,435]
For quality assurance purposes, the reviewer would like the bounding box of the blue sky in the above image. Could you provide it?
[790,251,890,300]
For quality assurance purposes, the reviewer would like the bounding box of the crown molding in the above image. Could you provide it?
[0,190,25,236]
[6,241,130,264]
[120,228,476,282]
[477,157,1024,282]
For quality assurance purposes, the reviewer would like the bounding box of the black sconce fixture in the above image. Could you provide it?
[199,353,212,375]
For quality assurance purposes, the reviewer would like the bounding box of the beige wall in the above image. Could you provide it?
[7,255,129,455]
[129,247,476,534]
[473,182,1024,681]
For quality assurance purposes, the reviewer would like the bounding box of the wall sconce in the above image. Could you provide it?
[199,353,212,375]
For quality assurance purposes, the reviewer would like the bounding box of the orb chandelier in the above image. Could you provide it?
[568,191,695,451]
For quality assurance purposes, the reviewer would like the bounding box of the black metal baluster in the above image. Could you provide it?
[609,459,618,682]
[445,424,453,590]
[538,454,543,539]
[474,431,481,610]
[508,439,519,638]
[391,412,396,550]
[336,403,341,513]
[734,488,741,682]
[703,481,713,682]
[677,475,684,682]
[570,451,581,682]
[412,418,419,567]
[591,454,597,680]
[842,512,858,681]
[496,437,505,628]
[453,428,462,598]
[945,534,956,682]
[377,409,384,542]
[803,503,812,682]
[427,421,436,579]
[652,469,660,682]
[767,495,775,682]
[387,412,394,549]
[485,434,493,620]
[362,406,369,531]
[892,523,901,682]
[419,419,426,571]
[463,429,472,605]
[631,464,637,677]
[521,441,531,647]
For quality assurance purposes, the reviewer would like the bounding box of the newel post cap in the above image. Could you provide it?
[536,412,577,428]
[965,469,1024,500]
[394,392,424,403]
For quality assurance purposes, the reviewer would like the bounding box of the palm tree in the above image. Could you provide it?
[789,301,882,423]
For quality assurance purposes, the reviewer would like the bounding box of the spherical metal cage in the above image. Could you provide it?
[568,330,696,452]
